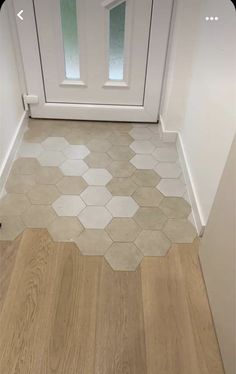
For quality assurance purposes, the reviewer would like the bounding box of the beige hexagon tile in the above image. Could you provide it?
[106,196,139,218]
[129,128,152,140]
[5,174,36,194]
[38,151,66,167]
[154,162,182,178]
[157,179,186,197]
[106,218,140,242]
[108,132,133,146]
[78,207,112,229]
[85,152,112,168]
[0,215,25,240]
[56,176,88,195]
[75,229,112,255]
[163,219,197,243]
[52,195,85,216]
[107,146,135,161]
[65,130,91,145]
[23,128,51,143]
[18,142,44,158]
[132,169,160,187]
[27,185,60,205]
[48,216,84,242]
[109,122,132,132]
[159,197,191,218]
[60,159,88,176]
[130,140,155,154]
[107,177,137,196]
[35,166,63,185]
[134,207,167,230]
[63,145,90,159]
[0,193,30,216]
[21,205,56,228]
[105,242,143,271]
[81,186,112,206]
[108,161,135,178]
[135,230,171,256]
[130,155,157,170]
[11,158,40,175]
[153,147,178,162]
[83,168,112,186]
[87,139,111,153]
[47,122,71,137]
[133,187,163,207]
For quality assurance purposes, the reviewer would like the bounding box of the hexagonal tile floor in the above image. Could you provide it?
[0,119,197,271]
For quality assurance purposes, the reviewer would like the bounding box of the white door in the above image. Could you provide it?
[13,0,173,122]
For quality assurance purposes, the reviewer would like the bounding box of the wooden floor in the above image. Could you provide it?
[0,229,224,373]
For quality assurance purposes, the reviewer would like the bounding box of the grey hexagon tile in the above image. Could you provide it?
[147,124,160,134]
[0,215,25,240]
[133,187,163,207]
[134,207,167,230]
[159,197,191,218]
[105,242,143,271]
[87,139,111,152]
[107,146,135,161]
[130,140,155,154]
[35,166,63,185]
[48,216,83,242]
[75,229,112,255]
[108,161,135,178]
[106,218,140,242]
[163,219,197,243]
[108,132,133,146]
[56,176,88,195]
[131,170,160,187]
[129,128,152,140]
[42,137,68,151]
[153,147,178,162]
[154,162,182,178]
[60,159,88,176]
[135,230,171,256]
[83,168,112,186]
[38,151,65,167]
[0,193,30,216]
[157,179,186,197]
[21,205,56,228]
[106,196,138,217]
[18,142,43,158]
[63,145,90,159]
[52,195,85,216]
[85,152,112,168]
[11,158,40,175]
[81,186,112,206]
[107,177,137,196]
[5,174,36,194]
[130,155,157,170]
[27,185,60,205]
[78,207,112,229]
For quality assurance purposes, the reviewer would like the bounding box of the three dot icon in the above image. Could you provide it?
[205,16,219,21]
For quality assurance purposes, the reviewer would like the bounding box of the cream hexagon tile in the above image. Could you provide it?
[133,187,163,207]
[106,196,138,217]
[0,215,25,240]
[60,159,88,176]
[130,140,155,154]
[135,230,171,256]
[87,139,111,152]
[163,219,197,243]
[11,158,41,175]
[107,146,135,161]
[78,207,112,229]
[129,128,152,140]
[130,155,157,170]
[154,162,182,178]
[21,205,56,228]
[35,166,63,185]
[81,186,112,206]
[42,137,69,151]
[159,197,191,218]
[134,207,167,230]
[108,132,133,146]
[157,179,186,197]
[18,142,44,158]
[75,229,112,255]
[105,242,143,271]
[132,169,160,187]
[0,193,30,216]
[83,168,112,186]
[38,151,66,167]
[63,145,90,159]
[48,216,84,242]
[27,185,60,205]
[108,161,135,178]
[56,176,88,195]
[52,195,85,216]
[153,147,178,162]
[107,177,137,196]
[85,152,112,168]
[188,212,195,227]
[106,218,140,242]
[5,174,36,194]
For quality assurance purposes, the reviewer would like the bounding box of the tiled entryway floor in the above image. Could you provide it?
[0,120,197,270]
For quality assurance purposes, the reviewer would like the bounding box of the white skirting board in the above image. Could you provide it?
[0,111,28,197]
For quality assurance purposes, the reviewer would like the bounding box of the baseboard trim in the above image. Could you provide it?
[159,114,177,143]
[0,111,28,197]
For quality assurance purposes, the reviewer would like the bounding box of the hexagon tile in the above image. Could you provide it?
[0,119,197,271]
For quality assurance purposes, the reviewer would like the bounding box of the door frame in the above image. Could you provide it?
[12,0,173,122]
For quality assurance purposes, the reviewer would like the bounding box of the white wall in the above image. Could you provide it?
[161,0,236,225]
[0,2,25,190]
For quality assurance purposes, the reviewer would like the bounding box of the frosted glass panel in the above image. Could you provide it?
[109,2,126,80]
[60,0,80,79]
